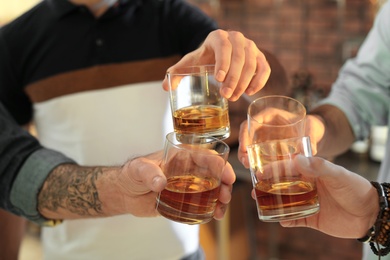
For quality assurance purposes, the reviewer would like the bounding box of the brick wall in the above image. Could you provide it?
[190,0,381,108]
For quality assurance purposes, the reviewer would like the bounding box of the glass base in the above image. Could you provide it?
[157,200,214,225]
[176,128,230,143]
[258,205,320,222]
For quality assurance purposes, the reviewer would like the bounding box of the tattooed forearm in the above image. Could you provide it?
[38,164,104,217]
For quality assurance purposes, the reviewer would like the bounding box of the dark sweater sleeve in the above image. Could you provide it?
[0,102,75,224]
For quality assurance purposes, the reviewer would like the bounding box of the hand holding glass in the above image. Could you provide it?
[156,132,230,225]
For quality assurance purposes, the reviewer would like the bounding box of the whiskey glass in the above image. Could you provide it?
[156,132,230,224]
[247,136,319,222]
[167,65,230,140]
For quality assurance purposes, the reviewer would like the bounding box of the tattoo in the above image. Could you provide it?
[38,164,104,217]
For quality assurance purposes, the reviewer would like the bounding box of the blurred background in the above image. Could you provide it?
[188,0,386,111]
[1,0,386,108]
[0,0,387,259]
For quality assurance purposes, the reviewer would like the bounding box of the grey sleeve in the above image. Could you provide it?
[0,101,76,224]
[316,2,390,140]
[10,148,75,225]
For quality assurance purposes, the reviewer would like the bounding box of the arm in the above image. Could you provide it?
[38,154,235,221]
[306,105,355,157]
[238,2,390,161]
[0,101,233,222]
[37,154,167,220]
[0,100,234,222]
[0,97,234,222]
[307,1,390,157]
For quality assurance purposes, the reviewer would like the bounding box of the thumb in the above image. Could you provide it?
[162,73,170,91]
[162,55,197,92]
[293,155,317,178]
[294,154,332,179]
[130,158,167,193]
[294,154,351,188]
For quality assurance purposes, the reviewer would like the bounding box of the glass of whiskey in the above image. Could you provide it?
[166,65,230,140]
[156,132,230,225]
[247,136,319,222]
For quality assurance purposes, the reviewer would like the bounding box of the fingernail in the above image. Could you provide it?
[216,70,226,82]
[296,154,310,170]
[152,176,163,187]
[221,87,233,99]
[219,204,227,214]
[240,156,246,163]
[246,87,255,96]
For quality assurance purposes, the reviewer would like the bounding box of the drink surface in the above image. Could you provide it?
[173,105,229,135]
[254,179,318,211]
[157,175,221,224]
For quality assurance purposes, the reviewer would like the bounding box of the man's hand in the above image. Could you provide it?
[279,155,378,239]
[163,29,271,101]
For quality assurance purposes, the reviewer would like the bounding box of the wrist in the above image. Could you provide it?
[357,184,380,242]
[369,185,381,229]
[97,166,129,216]
[358,182,390,257]
[308,104,355,156]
